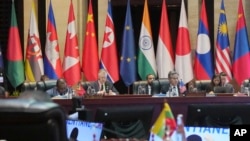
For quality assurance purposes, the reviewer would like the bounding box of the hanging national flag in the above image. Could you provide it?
[6,1,25,88]
[193,0,214,80]
[100,0,119,83]
[215,0,232,83]
[232,0,250,85]
[156,0,174,78]
[44,0,63,79]
[120,0,136,87]
[25,0,44,82]
[0,44,3,69]
[175,0,193,84]
[138,0,157,80]
[63,0,81,86]
[82,0,99,81]
[149,103,176,141]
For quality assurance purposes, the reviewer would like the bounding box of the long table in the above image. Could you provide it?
[54,94,250,125]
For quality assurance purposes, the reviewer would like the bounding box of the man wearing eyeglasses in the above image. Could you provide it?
[166,70,181,97]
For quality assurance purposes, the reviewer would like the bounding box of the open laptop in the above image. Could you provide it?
[214,86,231,93]
[66,119,103,141]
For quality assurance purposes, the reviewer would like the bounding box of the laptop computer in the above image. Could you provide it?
[214,86,231,93]
[66,119,103,141]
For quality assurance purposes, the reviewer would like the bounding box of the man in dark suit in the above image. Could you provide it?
[220,72,234,93]
[91,69,118,95]
[165,70,182,97]
[145,74,155,95]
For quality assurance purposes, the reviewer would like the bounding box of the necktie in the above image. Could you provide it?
[173,86,177,96]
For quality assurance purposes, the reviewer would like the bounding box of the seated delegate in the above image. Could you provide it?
[205,73,221,94]
[164,70,187,97]
[46,78,73,98]
[220,72,234,93]
[89,69,118,95]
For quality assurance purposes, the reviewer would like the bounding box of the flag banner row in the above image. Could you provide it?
[4,0,250,89]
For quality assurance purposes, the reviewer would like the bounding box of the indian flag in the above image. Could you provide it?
[149,103,177,141]
[138,0,157,80]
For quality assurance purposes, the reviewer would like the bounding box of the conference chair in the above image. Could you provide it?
[243,79,250,87]
[0,98,68,141]
[36,79,57,91]
[195,80,210,92]
[21,81,37,91]
[80,81,94,91]
[132,80,147,94]
[151,78,169,94]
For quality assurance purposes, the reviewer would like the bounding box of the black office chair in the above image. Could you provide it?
[132,80,147,94]
[0,98,68,141]
[36,80,57,91]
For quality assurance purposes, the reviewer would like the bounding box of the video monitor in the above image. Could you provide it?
[95,105,154,139]
[186,103,250,128]
[66,119,103,141]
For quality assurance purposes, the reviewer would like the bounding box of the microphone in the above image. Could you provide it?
[86,83,92,94]
[105,82,109,93]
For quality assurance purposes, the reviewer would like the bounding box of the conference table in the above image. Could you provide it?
[53,93,250,125]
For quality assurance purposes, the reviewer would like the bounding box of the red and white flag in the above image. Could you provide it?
[175,0,194,84]
[63,0,81,86]
[156,0,174,78]
[100,0,119,83]
[215,0,232,82]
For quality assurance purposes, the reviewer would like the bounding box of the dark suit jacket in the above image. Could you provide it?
[145,84,158,95]
[161,83,183,96]
[91,81,119,94]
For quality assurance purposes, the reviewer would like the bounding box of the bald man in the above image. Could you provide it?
[46,78,73,98]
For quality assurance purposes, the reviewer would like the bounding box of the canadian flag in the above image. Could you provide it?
[63,0,81,86]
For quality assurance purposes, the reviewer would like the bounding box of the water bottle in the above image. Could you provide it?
[175,114,186,141]
[240,84,245,93]
[68,90,73,99]
[138,85,142,94]
[87,86,92,94]
[244,87,249,96]
[0,72,4,87]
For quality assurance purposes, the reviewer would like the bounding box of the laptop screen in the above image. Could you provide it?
[66,119,103,141]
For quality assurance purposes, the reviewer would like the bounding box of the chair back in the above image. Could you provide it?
[21,81,37,91]
[37,80,57,91]
[132,80,147,94]
[195,80,210,92]
[152,78,169,94]
[80,81,94,90]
